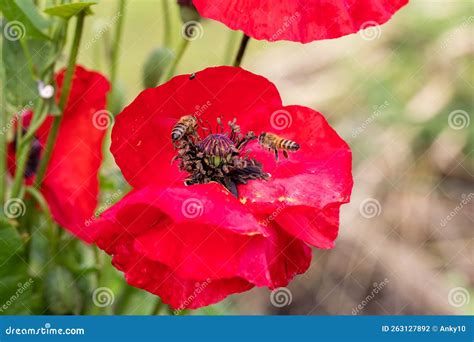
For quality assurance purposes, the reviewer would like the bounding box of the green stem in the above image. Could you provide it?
[25,187,55,246]
[109,0,126,88]
[10,21,66,199]
[151,298,163,315]
[34,11,86,188]
[164,38,189,81]
[10,100,47,198]
[162,0,171,46]
[114,285,135,314]
[223,30,240,65]
[233,34,250,67]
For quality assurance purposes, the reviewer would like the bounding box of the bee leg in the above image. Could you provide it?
[184,178,197,186]
[283,150,289,159]
[274,149,279,162]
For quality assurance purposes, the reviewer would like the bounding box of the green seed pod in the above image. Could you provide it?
[142,47,174,89]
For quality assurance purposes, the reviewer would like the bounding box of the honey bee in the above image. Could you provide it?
[258,132,300,161]
[171,115,198,142]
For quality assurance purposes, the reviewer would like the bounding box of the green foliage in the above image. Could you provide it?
[44,265,82,314]
[1,38,55,107]
[0,0,50,39]
[0,218,34,314]
[44,2,97,19]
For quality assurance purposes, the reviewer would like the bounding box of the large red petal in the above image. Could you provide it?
[39,66,110,240]
[239,105,352,247]
[134,216,310,287]
[112,240,254,309]
[193,0,408,43]
[90,184,311,299]
[90,183,268,246]
[275,204,341,249]
[111,66,281,189]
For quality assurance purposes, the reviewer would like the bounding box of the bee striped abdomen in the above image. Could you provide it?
[280,139,300,151]
[171,115,197,141]
[171,123,186,141]
[258,132,300,161]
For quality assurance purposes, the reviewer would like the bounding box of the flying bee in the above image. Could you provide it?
[258,132,300,161]
[171,115,198,142]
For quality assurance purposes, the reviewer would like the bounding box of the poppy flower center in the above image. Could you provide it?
[172,117,269,197]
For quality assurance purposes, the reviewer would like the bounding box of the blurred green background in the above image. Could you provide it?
[2,0,472,315]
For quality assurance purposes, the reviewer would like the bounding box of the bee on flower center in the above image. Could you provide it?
[170,116,269,197]
[258,132,300,161]
[171,115,198,142]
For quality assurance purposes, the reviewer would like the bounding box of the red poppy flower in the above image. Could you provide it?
[192,0,409,43]
[8,66,110,241]
[89,66,352,309]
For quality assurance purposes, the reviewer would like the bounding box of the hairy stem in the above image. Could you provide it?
[224,30,240,65]
[34,11,86,188]
[109,0,126,90]
[10,22,66,199]
[162,0,171,46]
[233,34,250,67]
[10,100,47,198]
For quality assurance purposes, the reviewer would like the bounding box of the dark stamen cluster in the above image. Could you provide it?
[173,118,269,197]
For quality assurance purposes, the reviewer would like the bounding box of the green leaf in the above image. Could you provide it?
[0,218,24,271]
[2,38,55,107]
[44,266,82,314]
[44,2,97,19]
[0,0,50,40]
[0,218,34,314]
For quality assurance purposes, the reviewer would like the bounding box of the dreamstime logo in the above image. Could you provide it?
[260,190,300,227]
[270,110,292,130]
[359,198,382,219]
[352,278,389,315]
[0,278,34,313]
[3,21,26,41]
[85,190,123,226]
[92,110,114,130]
[268,12,301,42]
[181,21,204,41]
[448,110,470,130]
[192,100,212,118]
[0,101,33,136]
[448,287,470,308]
[440,16,474,50]
[440,193,473,227]
[181,198,204,218]
[84,12,122,49]
[352,100,390,138]
[359,21,382,41]
[270,287,292,308]
[92,287,114,307]
[174,278,212,314]
[4,198,26,219]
